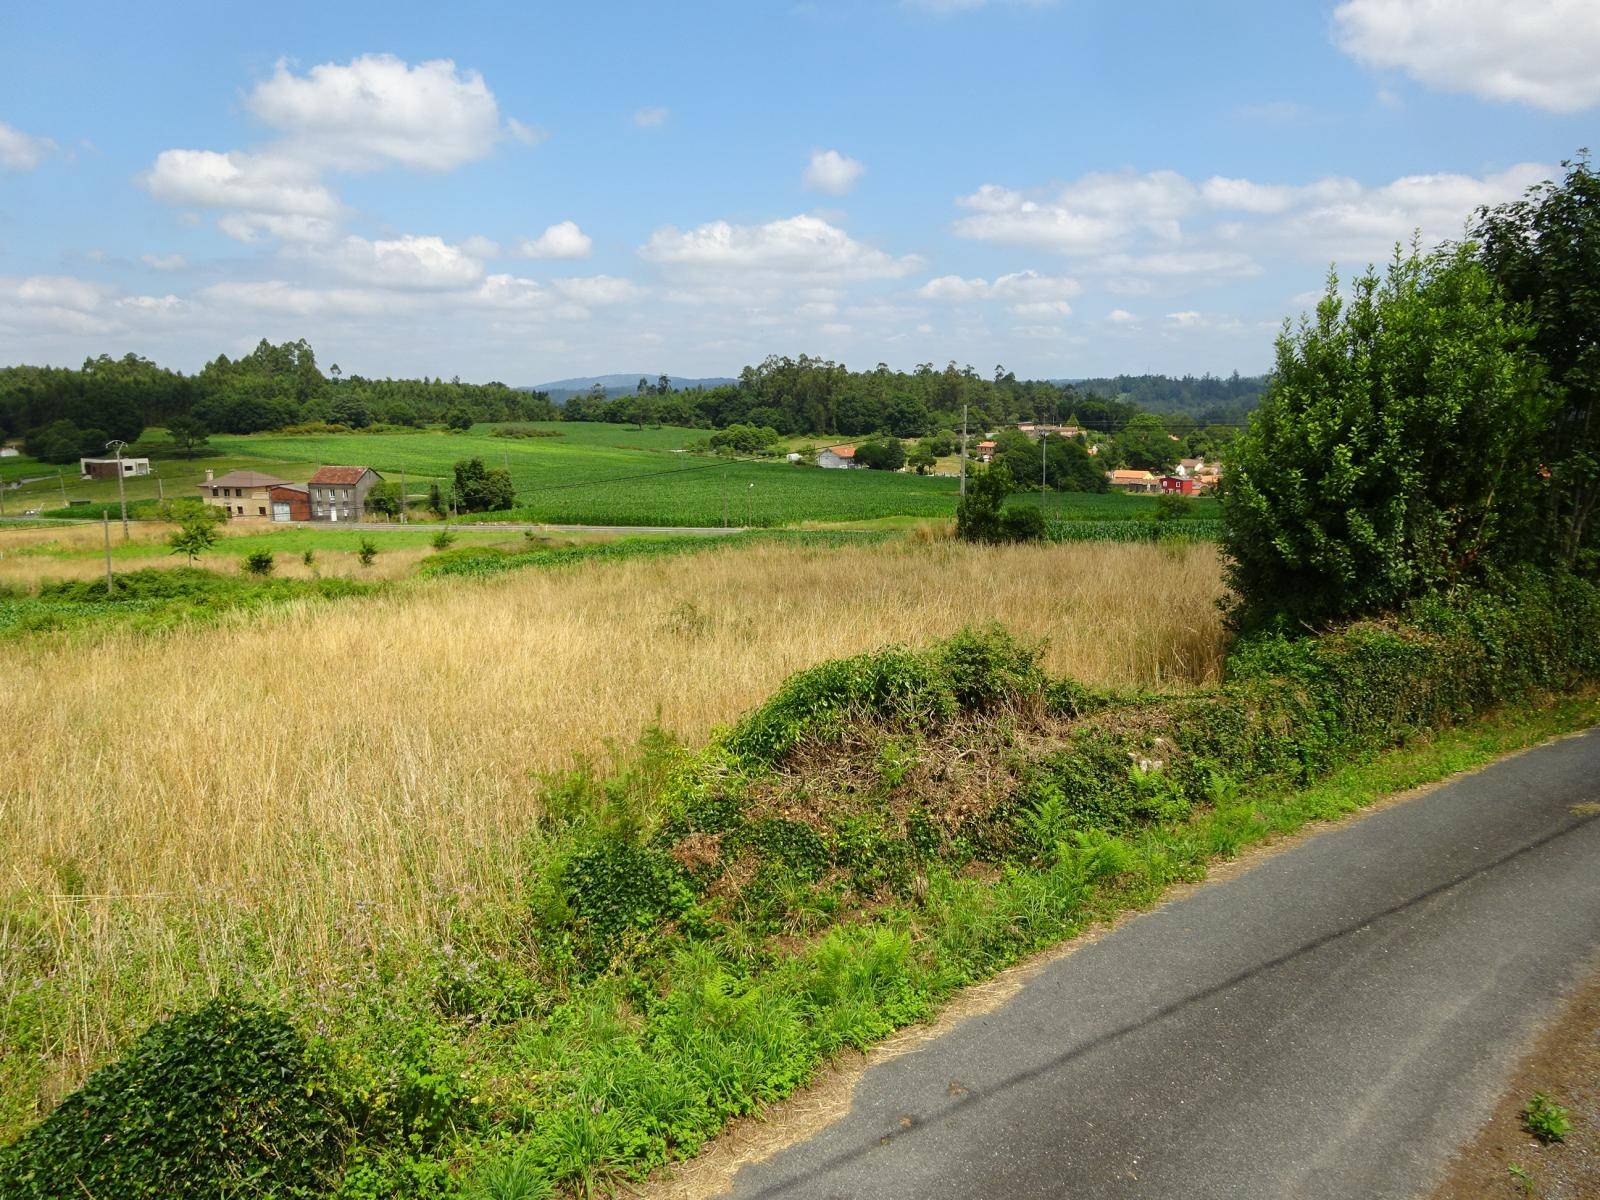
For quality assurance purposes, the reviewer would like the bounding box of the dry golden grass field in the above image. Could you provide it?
[0,537,1226,1129]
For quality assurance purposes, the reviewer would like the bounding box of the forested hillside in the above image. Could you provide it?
[1,342,1247,467]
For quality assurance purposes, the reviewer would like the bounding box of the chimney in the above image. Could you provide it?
[205,469,214,482]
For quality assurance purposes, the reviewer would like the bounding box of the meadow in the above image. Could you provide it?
[2,423,1216,529]
[0,536,1228,1140]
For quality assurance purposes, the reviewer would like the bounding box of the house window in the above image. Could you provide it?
[258,506,266,516]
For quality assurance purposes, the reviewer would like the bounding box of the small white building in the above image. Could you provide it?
[817,444,860,469]
[0,446,19,458]
[79,456,152,480]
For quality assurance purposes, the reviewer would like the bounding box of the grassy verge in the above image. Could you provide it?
[4,572,1596,1198]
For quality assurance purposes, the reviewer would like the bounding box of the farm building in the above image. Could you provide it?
[1161,476,1197,495]
[0,446,18,458]
[1108,469,1161,493]
[269,483,311,522]
[817,445,859,470]
[307,465,382,522]
[79,456,151,480]
[199,469,290,520]
[976,440,997,462]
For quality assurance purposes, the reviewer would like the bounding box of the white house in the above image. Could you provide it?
[817,444,860,469]
[0,446,19,458]
[79,456,152,480]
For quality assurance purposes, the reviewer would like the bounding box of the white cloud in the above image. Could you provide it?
[144,149,339,219]
[1008,300,1072,319]
[633,106,669,128]
[216,212,339,244]
[245,54,518,171]
[952,170,1194,253]
[1096,250,1261,278]
[0,120,54,171]
[11,275,112,311]
[1166,310,1203,327]
[1106,308,1138,323]
[1333,0,1600,113]
[917,269,1081,302]
[954,162,1550,285]
[803,148,866,195]
[140,253,188,271]
[640,214,922,282]
[200,280,406,318]
[551,275,644,306]
[517,220,593,260]
[461,235,501,259]
[325,235,485,290]
[1276,162,1549,261]
[142,55,532,250]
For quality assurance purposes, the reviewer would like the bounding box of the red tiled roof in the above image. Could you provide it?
[308,465,373,485]
[825,445,856,458]
[268,483,308,496]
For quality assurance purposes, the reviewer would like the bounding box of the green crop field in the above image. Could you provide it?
[1,423,1214,529]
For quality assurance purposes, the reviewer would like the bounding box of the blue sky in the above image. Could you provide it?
[1,0,1594,383]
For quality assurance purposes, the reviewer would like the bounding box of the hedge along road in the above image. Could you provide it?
[723,728,1600,1200]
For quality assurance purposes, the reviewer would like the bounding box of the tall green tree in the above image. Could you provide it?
[1222,246,1547,631]
[1473,154,1600,573]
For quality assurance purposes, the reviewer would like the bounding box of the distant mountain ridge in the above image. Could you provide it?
[525,373,736,402]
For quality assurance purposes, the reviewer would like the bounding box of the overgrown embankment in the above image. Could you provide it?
[3,572,1596,1199]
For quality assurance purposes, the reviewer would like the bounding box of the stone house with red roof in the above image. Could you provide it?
[307,465,382,522]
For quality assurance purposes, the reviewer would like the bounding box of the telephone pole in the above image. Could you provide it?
[1041,430,1048,502]
[959,403,968,498]
[102,512,114,595]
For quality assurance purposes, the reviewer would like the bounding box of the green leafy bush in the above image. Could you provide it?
[560,839,694,971]
[0,999,347,1198]
[243,548,275,576]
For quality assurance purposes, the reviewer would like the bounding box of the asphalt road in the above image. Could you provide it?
[726,728,1600,1200]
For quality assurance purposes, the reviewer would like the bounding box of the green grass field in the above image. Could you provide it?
[1,423,1216,528]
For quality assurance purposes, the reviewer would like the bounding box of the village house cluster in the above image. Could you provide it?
[818,421,1221,494]
[198,465,383,522]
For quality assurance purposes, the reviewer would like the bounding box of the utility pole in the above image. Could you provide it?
[747,482,754,528]
[107,439,129,540]
[102,512,114,595]
[1041,430,1048,502]
[399,466,406,524]
[959,404,968,497]
[155,471,164,502]
[722,473,729,529]
[57,470,67,507]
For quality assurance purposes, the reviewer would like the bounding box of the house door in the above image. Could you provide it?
[329,508,338,523]
[272,501,290,522]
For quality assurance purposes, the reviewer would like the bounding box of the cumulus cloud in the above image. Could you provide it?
[0,120,54,171]
[1333,0,1600,113]
[1106,308,1138,323]
[517,220,593,260]
[633,106,669,128]
[144,149,339,220]
[953,162,1550,281]
[245,54,519,171]
[142,55,533,249]
[803,148,866,195]
[0,275,187,338]
[325,235,485,290]
[952,170,1194,253]
[916,269,1081,302]
[140,253,188,271]
[640,214,921,282]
